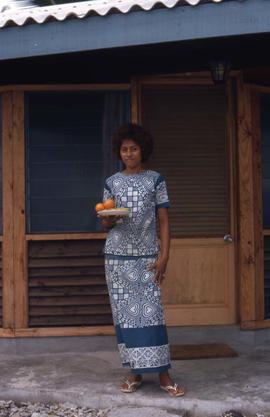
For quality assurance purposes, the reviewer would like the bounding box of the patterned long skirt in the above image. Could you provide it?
[105,255,171,374]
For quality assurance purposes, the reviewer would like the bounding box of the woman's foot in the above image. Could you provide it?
[159,371,185,397]
[120,374,143,393]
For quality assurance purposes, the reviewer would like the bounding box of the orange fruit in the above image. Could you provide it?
[103,198,115,210]
[95,202,105,212]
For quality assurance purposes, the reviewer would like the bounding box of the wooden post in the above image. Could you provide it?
[251,93,264,321]
[236,75,257,323]
[2,92,15,330]
[12,92,28,329]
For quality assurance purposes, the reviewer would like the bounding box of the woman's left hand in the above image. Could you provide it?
[148,257,168,284]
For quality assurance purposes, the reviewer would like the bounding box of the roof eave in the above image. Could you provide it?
[0,0,268,61]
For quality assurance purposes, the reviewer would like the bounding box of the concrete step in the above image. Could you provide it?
[0,350,269,417]
[107,407,186,417]
[2,325,270,356]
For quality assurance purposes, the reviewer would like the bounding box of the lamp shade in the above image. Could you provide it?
[210,61,231,84]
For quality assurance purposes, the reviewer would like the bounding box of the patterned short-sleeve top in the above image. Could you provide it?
[103,170,169,257]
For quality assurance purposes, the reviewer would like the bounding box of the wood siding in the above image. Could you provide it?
[28,239,112,327]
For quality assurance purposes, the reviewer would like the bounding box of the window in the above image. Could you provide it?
[25,91,130,233]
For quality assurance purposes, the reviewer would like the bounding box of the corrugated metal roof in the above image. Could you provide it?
[0,0,224,28]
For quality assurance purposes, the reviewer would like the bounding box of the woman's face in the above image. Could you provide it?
[120,139,142,169]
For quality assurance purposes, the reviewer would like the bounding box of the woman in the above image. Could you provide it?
[99,123,185,397]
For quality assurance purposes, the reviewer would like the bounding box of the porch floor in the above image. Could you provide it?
[0,325,270,417]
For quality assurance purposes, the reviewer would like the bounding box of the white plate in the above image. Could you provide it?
[98,208,129,216]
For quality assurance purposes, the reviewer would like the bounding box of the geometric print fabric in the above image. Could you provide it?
[118,343,170,372]
[103,170,170,257]
[105,256,171,373]
[103,170,171,373]
[105,257,165,329]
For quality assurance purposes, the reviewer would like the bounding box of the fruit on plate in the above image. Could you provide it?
[95,202,105,212]
[103,198,115,210]
[95,198,116,212]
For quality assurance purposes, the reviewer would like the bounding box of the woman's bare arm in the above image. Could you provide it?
[148,207,170,283]
[158,207,170,263]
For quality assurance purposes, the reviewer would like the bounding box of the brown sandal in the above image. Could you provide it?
[160,382,185,397]
[120,377,143,393]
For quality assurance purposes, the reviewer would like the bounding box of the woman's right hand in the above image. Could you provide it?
[98,215,122,229]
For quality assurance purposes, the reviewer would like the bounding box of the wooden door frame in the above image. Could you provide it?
[133,73,238,325]
[239,82,270,329]
[2,92,15,333]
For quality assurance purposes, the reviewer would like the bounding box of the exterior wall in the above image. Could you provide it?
[0,72,269,337]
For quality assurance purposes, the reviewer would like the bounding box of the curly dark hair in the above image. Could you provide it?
[113,123,153,163]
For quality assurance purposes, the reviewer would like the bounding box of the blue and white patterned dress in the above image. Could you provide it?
[103,170,171,374]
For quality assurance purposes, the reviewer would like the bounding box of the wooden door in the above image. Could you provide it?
[140,80,236,326]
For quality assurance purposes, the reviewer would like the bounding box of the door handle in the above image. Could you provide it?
[224,234,233,243]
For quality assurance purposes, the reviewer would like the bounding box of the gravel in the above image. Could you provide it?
[0,401,108,417]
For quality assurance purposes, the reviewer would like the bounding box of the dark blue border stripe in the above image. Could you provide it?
[156,202,170,209]
[115,324,169,348]
[115,325,124,343]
